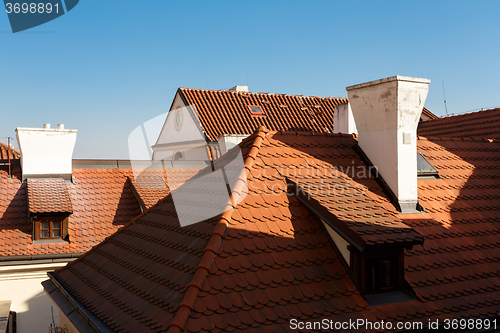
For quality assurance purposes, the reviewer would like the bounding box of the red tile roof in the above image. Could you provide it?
[51,128,500,332]
[0,168,142,257]
[418,107,500,139]
[0,142,20,160]
[400,136,500,319]
[27,179,73,214]
[421,107,438,121]
[178,88,347,142]
[129,167,201,210]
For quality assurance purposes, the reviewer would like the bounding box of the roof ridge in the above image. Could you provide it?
[178,87,347,100]
[417,135,500,143]
[166,126,268,333]
[421,107,500,124]
[271,129,358,138]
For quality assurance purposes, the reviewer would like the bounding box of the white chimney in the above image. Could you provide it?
[346,76,430,213]
[230,85,249,93]
[334,103,358,134]
[16,125,77,181]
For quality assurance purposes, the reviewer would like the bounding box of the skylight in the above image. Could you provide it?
[248,105,264,116]
[417,152,439,178]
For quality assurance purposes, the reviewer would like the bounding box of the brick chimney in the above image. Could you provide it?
[16,124,77,181]
[347,76,430,213]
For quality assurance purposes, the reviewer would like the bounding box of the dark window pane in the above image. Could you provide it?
[41,221,49,230]
[381,259,393,288]
[366,258,379,292]
[52,229,61,237]
[41,230,49,238]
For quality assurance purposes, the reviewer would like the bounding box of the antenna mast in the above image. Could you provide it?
[442,80,449,116]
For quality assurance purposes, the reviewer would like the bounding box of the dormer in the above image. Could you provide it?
[16,124,77,242]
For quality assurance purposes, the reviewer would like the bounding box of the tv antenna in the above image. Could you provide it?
[442,80,449,116]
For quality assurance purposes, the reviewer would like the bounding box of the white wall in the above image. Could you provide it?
[152,93,208,161]
[0,262,70,333]
[16,127,77,177]
[218,134,249,155]
[334,103,358,135]
[321,220,350,265]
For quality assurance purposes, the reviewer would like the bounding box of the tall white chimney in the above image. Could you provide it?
[334,103,358,134]
[346,76,430,213]
[16,125,77,181]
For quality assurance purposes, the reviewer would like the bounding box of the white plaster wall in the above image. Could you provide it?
[0,262,68,333]
[153,144,209,161]
[218,134,249,155]
[16,128,77,176]
[321,220,350,265]
[153,94,206,156]
[347,76,429,207]
[59,311,79,333]
[334,103,358,134]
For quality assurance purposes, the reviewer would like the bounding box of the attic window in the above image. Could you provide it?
[417,152,439,179]
[33,215,68,241]
[248,105,265,117]
[173,151,184,161]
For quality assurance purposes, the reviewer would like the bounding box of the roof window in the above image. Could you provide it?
[248,105,265,117]
[417,152,439,179]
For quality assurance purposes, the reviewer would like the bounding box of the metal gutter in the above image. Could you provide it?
[0,252,83,266]
[44,272,114,333]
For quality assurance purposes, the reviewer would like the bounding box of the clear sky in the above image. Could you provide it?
[1,1,499,159]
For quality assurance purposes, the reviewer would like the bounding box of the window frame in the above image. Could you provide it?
[247,105,265,117]
[33,214,69,241]
[350,247,405,295]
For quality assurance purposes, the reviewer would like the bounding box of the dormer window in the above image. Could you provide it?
[27,178,73,243]
[248,105,265,117]
[34,215,68,240]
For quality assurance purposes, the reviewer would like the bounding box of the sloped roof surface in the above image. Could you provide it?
[0,168,141,256]
[0,142,20,160]
[401,137,500,319]
[129,167,201,210]
[420,107,438,121]
[179,88,347,142]
[27,178,73,214]
[50,129,500,332]
[418,107,500,139]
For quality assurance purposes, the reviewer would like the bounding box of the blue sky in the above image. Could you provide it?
[1,1,499,158]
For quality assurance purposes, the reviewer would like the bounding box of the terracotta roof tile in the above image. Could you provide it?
[0,167,147,257]
[0,142,20,160]
[179,88,347,141]
[27,178,73,214]
[48,128,500,332]
[418,107,500,139]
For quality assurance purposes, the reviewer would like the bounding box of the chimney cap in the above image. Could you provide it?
[346,75,431,91]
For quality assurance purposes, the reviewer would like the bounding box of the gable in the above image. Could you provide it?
[152,92,207,160]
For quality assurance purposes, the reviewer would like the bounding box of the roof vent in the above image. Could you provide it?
[230,85,249,93]
[43,123,50,129]
[57,124,64,129]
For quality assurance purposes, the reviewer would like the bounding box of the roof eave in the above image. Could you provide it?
[43,272,114,333]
